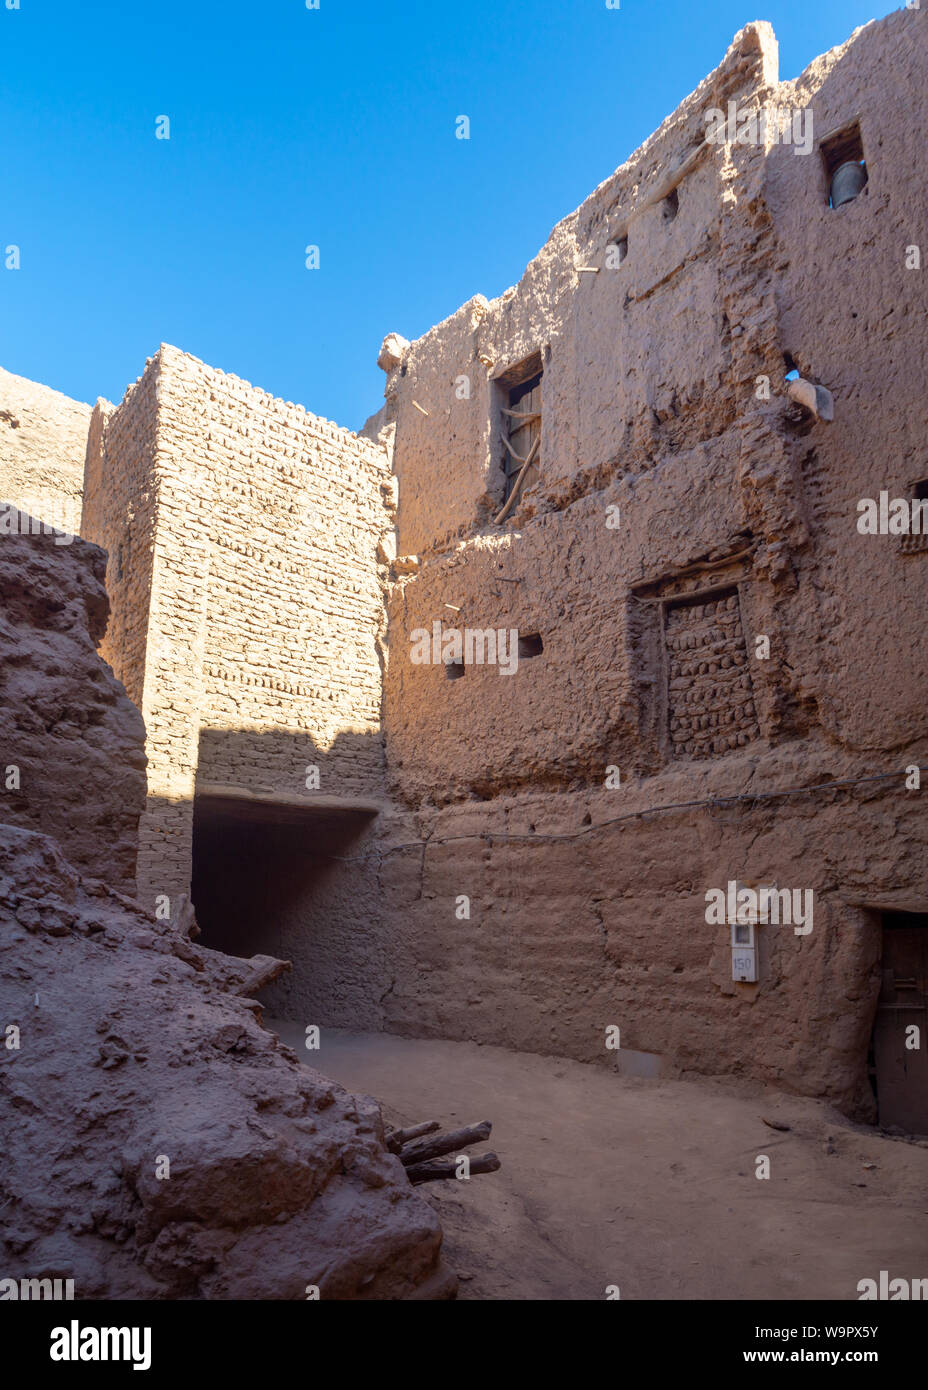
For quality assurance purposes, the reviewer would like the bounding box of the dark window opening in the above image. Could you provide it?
[496,352,543,503]
[445,659,465,680]
[518,633,544,659]
[613,235,629,264]
[821,122,867,207]
[662,188,679,223]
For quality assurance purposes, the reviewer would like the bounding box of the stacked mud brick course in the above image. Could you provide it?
[665,594,759,759]
[81,345,396,909]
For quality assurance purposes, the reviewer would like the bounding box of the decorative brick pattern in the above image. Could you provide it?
[665,591,758,758]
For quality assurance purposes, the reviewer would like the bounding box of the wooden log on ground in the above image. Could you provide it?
[385,1120,440,1154]
[405,1152,501,1185]
[399,1121,492,1167]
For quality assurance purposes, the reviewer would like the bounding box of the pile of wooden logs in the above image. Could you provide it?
[385,1119,501,1185]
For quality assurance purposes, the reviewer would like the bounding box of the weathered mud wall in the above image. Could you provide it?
[0,366,90,528]
[0,526,145,893]
[82,346,395,913]
[768,15,928,750]
[370,12,928,1117]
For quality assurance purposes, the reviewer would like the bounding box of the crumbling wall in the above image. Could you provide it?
[0,366,90,532]
[370,11,928,1116]
[382,22,793,799]
[0,526,145,894]
[766,11,928,750]
[160,348,394,802]
[384,27,777,560]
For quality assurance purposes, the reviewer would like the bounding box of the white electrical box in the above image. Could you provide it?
[730,882,762,981]
[731,947,757,982]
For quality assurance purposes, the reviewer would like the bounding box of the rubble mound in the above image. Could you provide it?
[0,522,450,1299]
[0,824,451,1298]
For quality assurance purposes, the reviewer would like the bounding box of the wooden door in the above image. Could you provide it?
[873,914,928,1134]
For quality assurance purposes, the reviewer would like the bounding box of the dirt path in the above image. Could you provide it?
[269,1023,928,1300]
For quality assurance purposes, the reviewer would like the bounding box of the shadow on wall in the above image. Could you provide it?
[195,724,387,806]
[152,725,390,1032]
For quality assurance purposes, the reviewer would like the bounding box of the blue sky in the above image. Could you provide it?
[1,0,897,429]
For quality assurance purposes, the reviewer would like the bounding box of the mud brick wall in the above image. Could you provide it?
[664,591,759,759]
[370,11,928,1117]
[83,345,395,911]
[82,378,155,714]
[186,363,393,802]
[0,365,90,528]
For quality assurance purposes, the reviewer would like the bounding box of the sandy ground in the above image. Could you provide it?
[269,1022,928,1300]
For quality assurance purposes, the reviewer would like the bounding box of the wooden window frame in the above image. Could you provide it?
[495,352,543,504]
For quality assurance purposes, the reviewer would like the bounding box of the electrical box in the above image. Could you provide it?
[730,886,759,981]
[731,946,757,982]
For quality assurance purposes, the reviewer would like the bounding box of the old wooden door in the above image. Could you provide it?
[872,913,928,1134]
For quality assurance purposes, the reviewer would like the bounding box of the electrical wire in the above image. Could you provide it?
[305,764,927,866]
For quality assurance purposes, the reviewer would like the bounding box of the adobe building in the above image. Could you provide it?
[2,12,926,1131]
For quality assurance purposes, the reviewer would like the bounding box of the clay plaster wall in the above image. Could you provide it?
[767,12,928,750]
[369,11,928,1117]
